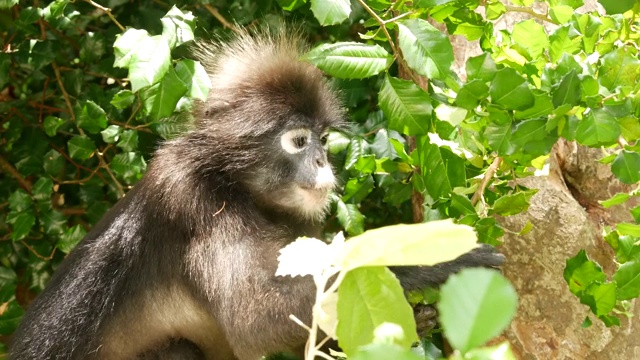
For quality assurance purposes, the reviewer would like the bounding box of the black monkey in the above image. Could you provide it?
[11,30,503,360]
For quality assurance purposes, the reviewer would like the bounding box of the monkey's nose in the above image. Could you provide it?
[316,157,327,168]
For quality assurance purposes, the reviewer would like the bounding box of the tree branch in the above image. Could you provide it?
[0,155,32,193]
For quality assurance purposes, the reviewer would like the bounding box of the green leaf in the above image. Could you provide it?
[552,69,581,107]
[174,59,210,101]
[613,261,640,300]
[43,150,65,177]
[564,250,606,295]
[511,19,549,60]
[160,6,195,49]
[490,68,534,110]
[5,210,36,241]
[598,314,621,327]
[67,136,96,160]
[42,0,67,21]
[140,66,189,120]
[310,0,351,26]
[116,130,138,152]
[77,100,108,134]
[575,108,620,147]
[57,224,86,253]
[43,116,65,137]
[345,137,369,169]
[490,190,538,216]
[611,151,640,184]
[515,91,554,120]
[631,206,640,223]
[111,90,135,109]
[113,28,149,68]
[598,0,635,14]
[337,220,478,271]
[549,25,582,63]
[438,268,518,353]
[455,80,489,110]
[32,178,53,201]
[0,0,18,9]
[475,217,505,246]
[128,35,172,92]
[599,47,640,92]
[582,282,616,316]
[397,19,454,80]
[510,119,547,149]
[599,193,631,208]
[617,223,640,237]
[101,125,122,144]
[337,267,417,356]
[343,175,375,203]
[549,5,574,23]
[111,152,147,184]
[351,343,422,360]
[336,200,364,236]
[303,42,392,79]
[466,53,497,83]
[40,209,67,236]
[0,302,24,335]
[379,76,431,136]
[277,0,308,11]
[485,110,512,155]
[8,189,32,212]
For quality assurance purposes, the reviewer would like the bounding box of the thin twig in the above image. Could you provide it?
[20,240,56,261]
[203,4,240,33]
[52,62,84,135]
[97,153,125,198]
[504,5,557,24]
[471,157,503,206]
[383,11,412,24]
[84,0,125,32]
[109,120,153,133]
[356,0,399,55]
[0,155,32,193]
[49,144,105,181]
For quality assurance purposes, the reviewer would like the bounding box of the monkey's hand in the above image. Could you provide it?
[391,244,505,292]
[414,303,438,338]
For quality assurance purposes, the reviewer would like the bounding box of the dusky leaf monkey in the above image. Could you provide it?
[11,29,503,360]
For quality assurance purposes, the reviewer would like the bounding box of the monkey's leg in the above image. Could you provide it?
[137,339,207,360]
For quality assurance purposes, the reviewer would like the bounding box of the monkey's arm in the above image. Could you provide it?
[390,244,505,291]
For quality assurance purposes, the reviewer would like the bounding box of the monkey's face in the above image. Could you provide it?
[244,124,335,222]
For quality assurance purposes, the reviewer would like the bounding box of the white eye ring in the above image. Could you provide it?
[281,129,311,154]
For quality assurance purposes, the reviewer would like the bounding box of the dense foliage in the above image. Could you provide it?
[1,0,640,358]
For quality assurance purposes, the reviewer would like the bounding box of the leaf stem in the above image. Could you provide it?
[504,5,557,24]
[471,157,502,206]
[356,0,399,55]
[84,0,126,32]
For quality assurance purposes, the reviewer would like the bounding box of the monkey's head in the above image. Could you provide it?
[191,30,345,222]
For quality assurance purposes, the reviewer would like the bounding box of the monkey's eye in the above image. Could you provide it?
[320,133,329,146]
[292,136,307,149]
[281,129,312,154]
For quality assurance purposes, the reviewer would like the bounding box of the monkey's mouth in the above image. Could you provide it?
[299,185,332,195]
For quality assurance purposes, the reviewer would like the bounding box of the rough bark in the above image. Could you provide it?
[444,1,640,358]
[492,142,640,360]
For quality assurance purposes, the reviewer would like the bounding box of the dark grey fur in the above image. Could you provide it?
[10,30,503,360]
